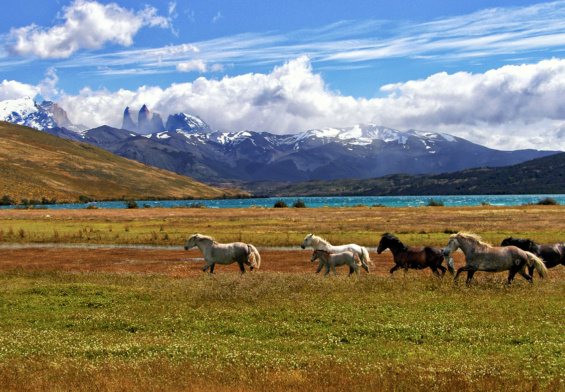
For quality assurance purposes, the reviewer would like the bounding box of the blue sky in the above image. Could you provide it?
[2,0,565,150]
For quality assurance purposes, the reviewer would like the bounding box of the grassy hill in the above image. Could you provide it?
[243,152,565,197]
[0,121,249,203]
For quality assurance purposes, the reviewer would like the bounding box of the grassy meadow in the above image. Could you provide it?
[1,205,565,391]
[2,203,565,248]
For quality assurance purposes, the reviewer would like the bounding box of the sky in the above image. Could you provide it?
[2,0,565,151]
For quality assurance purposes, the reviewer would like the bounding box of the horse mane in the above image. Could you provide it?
[454,232,492,248]
[192,233,215,242]
[311,234,331,246]
[381,233,408,251]
[314,249,332,255]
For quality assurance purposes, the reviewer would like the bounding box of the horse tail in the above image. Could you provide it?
[247,244,261,269]
[525,251,548,278]
[353,253,362,266]
[361,246,373,267]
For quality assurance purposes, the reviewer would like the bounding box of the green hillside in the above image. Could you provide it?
[247,152,565,197]
[0,122,249,203]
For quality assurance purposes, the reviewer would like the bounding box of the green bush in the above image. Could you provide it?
[537,197,559,205]
[426,198,444,207]
[292,199,306,208]
[273,200,288,208]
[125,200,139,209]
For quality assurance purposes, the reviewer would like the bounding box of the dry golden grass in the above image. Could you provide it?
[0,121,248,202]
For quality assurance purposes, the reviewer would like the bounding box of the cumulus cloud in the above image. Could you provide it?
[6,0,172,59]
[176,59,207,73]
[55,56,565,151]
[0,79,40,100]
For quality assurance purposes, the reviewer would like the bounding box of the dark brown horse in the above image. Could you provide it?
[377,233,454,277]
[501,237,565,276]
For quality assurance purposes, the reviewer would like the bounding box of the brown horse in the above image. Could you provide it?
[501,237,565,277]
[377,233,453,277]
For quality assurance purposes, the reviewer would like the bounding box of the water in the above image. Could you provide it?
[1,194,563,209]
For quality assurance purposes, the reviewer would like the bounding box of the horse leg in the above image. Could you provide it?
[390,264,400,275]
[527,265,535,277]
[203,261,215,274]
[324,265,331,276]
[430,266,440,278]
[516,265,533,283]
[349,266,355,275]
[331,265,338,276]
[454,266,473,284]
[353,265,360,276]
[237,261,246,274]
[437,265,447,277]
[316,261,324,274]
[465,270,476,285]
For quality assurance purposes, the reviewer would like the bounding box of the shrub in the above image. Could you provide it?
[427,198,444,207]
[78,195,94,204]
[125,200,139,209]
[273,200,288,208]
[537,197,559,205]
[1,195,15,206]
[292,199,306,208]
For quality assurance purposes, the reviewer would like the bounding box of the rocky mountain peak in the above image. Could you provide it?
[121,107,137,132]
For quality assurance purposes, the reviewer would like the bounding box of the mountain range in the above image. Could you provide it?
[0,97,560,185]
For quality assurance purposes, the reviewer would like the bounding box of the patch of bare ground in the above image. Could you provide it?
[0,246,494,277]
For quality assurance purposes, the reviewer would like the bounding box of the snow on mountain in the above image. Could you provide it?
[0,97,58,130]
[165,113,212,134]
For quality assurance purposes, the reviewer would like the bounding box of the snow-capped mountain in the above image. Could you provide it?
[0,98,558,183]
[0,97,86,133]
[0,97,59,130]
[166,113,212,134]
[135,123,555,182]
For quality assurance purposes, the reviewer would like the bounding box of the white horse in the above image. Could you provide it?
[442,232,548,285]
[311,249,361,276]
[301,234,371,274]
[184,234,261,274]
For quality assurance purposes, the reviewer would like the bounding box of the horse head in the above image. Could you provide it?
[184,233,212,250]
[301,234,314,249]
[442,235,461,257]
[311,249,329,262]
[377,233,402,254]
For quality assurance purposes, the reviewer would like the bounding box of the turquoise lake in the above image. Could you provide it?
[2,194,564,209]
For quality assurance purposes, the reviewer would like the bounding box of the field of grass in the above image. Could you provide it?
[2,204,565,248]
[1,205,565,391]
[1,270,565,391]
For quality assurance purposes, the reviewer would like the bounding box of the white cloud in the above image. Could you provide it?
[0,79,40,100]
[176,59,207,73]
[38,67,59,99]
[212,12,223,24]
[6,0,172,59]
[55,57,565,151]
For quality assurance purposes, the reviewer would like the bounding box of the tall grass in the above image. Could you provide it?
[1,270,564,391]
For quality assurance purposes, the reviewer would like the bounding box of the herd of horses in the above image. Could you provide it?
[184,232,565,284]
